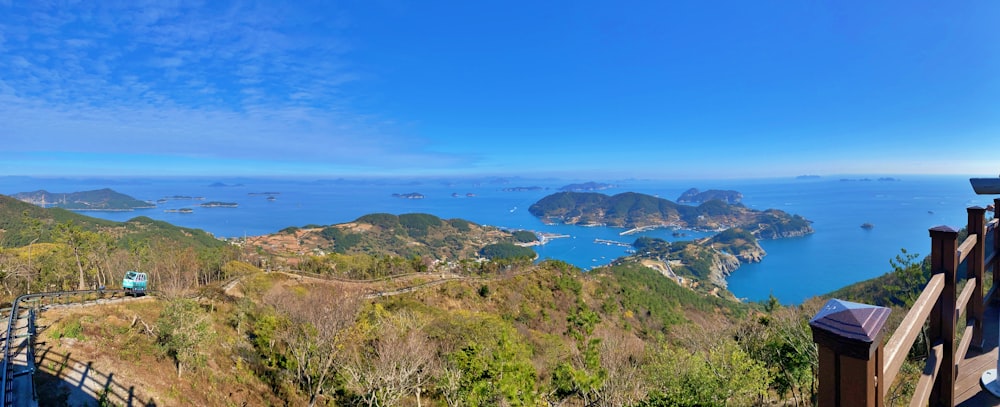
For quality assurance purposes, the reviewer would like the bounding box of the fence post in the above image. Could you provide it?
[810,298,891,407]
[994,198,1000,302]
[929,225,958,406]
[969,207,986,349]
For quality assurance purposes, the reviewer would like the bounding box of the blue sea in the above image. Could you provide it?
[0,175,988,304]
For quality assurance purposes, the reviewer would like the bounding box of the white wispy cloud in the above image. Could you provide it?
[0,1,464,173]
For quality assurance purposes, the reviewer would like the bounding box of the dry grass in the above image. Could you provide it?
[35,297,289,407]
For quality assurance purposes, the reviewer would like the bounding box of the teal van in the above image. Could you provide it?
[123,271,148,296]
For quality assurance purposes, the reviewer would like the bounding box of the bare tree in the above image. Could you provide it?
[341,311,437,407]
[590,328,648,406]
[149,239,199,298]
[266,287,361,407]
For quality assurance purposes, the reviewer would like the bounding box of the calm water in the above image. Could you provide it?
[0,175,988,304]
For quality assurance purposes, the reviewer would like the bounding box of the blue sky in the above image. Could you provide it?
[2,1,998,179]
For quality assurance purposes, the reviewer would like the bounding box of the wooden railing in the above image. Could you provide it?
[811,199,1000,406]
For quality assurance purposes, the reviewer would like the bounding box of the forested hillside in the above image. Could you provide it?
[5,195,940,406]
[0,194,233,297]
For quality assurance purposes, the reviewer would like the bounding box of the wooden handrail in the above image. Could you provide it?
[956,278,978,318]
[909,343,945,407]
[956,323,976,378]
[883,273,945,387]
[958,234,977,265]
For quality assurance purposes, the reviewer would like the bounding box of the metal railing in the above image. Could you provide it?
[0,289,131,406]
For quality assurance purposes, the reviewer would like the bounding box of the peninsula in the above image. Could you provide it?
[12,188,155,211]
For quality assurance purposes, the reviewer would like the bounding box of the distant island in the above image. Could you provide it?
[165,208,194,214]
[796,175,821,179]
[248,192,281,196]
[12,188,155,211]
[161,195,205,200]
[208,182,244,187]
[199,201,239,208]
[392,192,425,199]
[676,188,743,205]
[528,191,813,239]
[839,177,899,182]
[502,186,544,192]
[559,182,617,192]
[841,177,898,182]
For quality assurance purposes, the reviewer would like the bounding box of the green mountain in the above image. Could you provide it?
[0,194,223,249]
[12,188,154,211]
[252,213,530,262]
[528,191,813,237]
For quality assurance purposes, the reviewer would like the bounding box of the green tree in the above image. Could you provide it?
[552,303,606,405]
[432,314,538,406]
[53,221,98,290]
[156,298,214,378]
[479,243,536,260]
[645,340,769,406]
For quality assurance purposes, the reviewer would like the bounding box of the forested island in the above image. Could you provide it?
[676,188,743,204]
[199,201,239,208]
[391,192,425,199]
[528,191,813,238]
[502,186,544,192]
[559,181,617,191]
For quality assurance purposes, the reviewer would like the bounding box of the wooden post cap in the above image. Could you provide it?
[810,298,890,359]
[929,225,958,237]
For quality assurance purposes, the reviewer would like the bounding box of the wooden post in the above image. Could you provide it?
[969,207,986,349]
[929,226,958,407]
[810,299,891,407]
[994,198,1000,301]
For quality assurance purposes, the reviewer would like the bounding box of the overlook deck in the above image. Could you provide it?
[956,295,1000,406]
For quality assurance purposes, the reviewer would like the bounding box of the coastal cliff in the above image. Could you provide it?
[708,250,741,288]
[627,224,778,295]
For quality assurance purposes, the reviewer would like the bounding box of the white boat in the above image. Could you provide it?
[970,178,1000,195]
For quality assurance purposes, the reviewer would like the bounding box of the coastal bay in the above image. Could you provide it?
[0,175,984,303]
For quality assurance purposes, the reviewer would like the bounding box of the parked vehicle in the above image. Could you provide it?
[123,270,148,296]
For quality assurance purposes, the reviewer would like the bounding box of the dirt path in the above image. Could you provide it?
[224,269,524,299]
